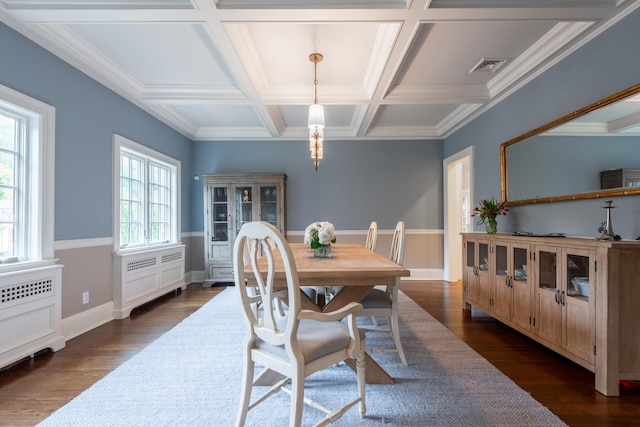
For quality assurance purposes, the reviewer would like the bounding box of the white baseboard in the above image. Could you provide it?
[62,301,114,341]
[406,268,444,281]
[188,270,205,284]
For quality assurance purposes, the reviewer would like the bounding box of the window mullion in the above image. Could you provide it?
[144,157,150,244]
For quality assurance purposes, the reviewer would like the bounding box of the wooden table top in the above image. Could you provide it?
[284,243,410,286]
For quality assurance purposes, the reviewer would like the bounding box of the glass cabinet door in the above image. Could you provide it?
[235,186,253,235]
[566,253,590,301]
[535,247,561,345]
[512,247,528,283]
[260,185,278,227]
[466,241,475,268]
[492,242,510,320]
[538,250,557,291]
[211,186,228,242]
[478,242,489,272]
[511,245,532,331]
[495,244,507,278]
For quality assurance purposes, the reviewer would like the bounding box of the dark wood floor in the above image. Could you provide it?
[1,281,638,426]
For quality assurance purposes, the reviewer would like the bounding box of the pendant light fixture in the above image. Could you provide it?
[308,53,325,171]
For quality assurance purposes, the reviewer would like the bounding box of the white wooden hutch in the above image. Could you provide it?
[202,173,286,285]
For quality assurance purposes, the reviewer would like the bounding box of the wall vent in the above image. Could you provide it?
[469,58,509,73]
[127,257,157,272]
[1,279,53,305]
[162,252,183,263]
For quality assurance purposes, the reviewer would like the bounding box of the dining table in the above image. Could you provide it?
[245,243,411,385]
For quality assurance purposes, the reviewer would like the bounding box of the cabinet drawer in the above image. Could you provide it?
[209,266,234,281]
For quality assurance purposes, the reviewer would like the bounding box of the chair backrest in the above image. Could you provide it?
[389,221,405,265]
[234,221,301,350]
[365,221,378,251]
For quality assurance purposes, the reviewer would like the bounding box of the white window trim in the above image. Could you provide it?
[113,134,181,255]
[0,83,56,272]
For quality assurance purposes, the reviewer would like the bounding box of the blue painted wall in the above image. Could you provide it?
[192,139,443,231]
[444,8,640,239]
[0,21,193,240]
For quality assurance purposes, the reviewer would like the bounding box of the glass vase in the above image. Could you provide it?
[485,217,498,234]
[313,244,332,258]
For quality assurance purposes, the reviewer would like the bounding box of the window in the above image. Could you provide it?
[114,134,180,251]
[0,110,21,260]
[0,84,55,267]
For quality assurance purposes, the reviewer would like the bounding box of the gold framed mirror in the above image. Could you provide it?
[501,83,640,206]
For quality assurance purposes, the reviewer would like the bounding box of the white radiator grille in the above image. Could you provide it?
[1,279,53,305]
[162,252,182,263]
[127,257,157,272]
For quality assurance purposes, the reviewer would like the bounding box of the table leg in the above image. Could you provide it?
[322,285,373,312]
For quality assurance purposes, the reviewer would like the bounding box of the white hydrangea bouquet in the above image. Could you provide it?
[304,221,336,249]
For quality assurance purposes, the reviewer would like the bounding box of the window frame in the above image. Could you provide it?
[113,134,181,254]
[0,83,55,272]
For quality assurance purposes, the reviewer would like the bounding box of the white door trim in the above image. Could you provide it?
[443,146,474,283]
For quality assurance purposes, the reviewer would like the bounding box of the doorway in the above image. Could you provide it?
[443,147,473,282]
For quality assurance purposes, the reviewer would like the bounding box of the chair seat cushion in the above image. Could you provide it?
[360,289,392,309]
[257,318,358,363]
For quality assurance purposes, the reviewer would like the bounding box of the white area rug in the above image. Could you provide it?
[39,288,566,426]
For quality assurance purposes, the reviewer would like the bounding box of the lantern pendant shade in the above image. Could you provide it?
[309,128,324,150]
[308,52,325,171]
[308,104,325,129]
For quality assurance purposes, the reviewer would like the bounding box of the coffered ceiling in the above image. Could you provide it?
[1,0,639,141]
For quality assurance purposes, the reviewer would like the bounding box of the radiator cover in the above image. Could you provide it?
[0,264,65,369]
[113,245,186,319]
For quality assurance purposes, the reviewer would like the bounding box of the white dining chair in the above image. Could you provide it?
[244,236,287,320]
[359,220,408,366]
[324,221,379,304]
[233,221,366,427]
[365,221,378,252]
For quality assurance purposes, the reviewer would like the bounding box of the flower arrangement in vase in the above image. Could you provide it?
[471,197,508,234]
[304,221,336,257]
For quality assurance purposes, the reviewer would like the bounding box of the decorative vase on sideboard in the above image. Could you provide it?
[486,217,498,234]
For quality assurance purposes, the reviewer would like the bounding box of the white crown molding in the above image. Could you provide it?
[142,84,247,103]
[436,103,483,135]
[487,21,594,97]
[366,125,442,139]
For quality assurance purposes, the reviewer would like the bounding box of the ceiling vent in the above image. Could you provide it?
[469,58,509,73]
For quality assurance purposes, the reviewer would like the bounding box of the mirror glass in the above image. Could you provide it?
[502,84,640,205]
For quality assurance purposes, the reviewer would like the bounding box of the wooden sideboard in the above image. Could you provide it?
[462,233,640,396]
